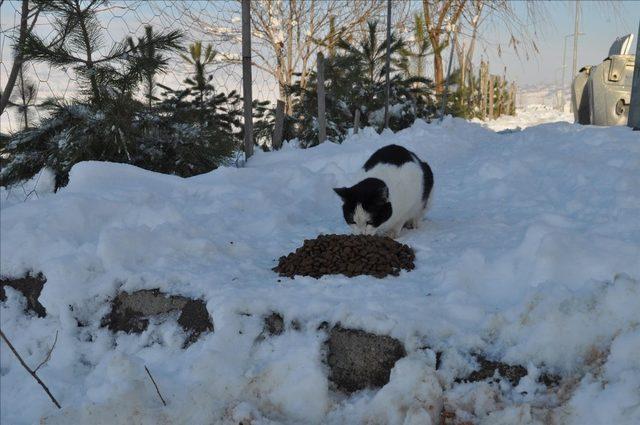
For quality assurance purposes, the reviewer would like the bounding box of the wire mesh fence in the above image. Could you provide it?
[1,0,519,161]
[0,0,280,135]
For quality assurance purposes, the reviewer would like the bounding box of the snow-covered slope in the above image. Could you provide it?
[1,117,639,424]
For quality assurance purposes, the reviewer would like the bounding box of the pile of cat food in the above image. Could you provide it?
[273,234,415,279]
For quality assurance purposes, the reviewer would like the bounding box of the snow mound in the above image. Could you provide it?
[1,116,639,424]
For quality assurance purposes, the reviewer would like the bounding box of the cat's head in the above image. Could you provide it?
[333,178,392,235]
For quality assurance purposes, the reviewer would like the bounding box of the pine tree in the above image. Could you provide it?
[155,41,242,175]
[1,1,182,188]
[21,1,178,105]
[127,26,172,108]
[288,21,436,146]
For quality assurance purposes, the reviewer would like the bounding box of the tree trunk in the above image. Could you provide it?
[433,52,444,94]
[422,0,467,95]
[0,0,30,116]
[285,0,295,114]
[18,65,29,129]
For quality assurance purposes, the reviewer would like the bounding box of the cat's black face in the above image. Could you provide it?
[333,178,392,235]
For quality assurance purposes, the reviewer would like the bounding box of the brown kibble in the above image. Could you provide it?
[272,234,415,279]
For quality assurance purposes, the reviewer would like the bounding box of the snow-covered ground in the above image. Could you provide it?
[1,109,639,424]
[473,86,573,132]
[474,104,573,132]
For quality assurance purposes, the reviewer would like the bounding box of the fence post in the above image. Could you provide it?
[354,109,361,134]
[272,99,285,150]
[498,76,502,117]
[383,0,391,129]
[628,20,640,130]
[488,75,494,119]
[241,0,253,159]
[501,68,507,116]
[317,52,327,144]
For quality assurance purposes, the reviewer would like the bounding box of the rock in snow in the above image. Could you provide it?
[326,325,406,393]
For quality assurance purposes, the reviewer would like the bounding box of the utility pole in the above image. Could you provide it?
[571,0,581,80]
[561,32,584,110]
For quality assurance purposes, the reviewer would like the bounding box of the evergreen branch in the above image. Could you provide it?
[97,29,183,64]
[22,33,81,66]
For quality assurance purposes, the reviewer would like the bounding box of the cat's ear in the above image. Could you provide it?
[333,187,350,200]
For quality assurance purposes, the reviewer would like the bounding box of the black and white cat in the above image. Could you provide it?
[334,144,434,238]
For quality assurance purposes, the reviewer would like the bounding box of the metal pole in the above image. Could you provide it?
[383,0,391,129]
[272,100,285,150]
[439,25,458,122]
[561,35,569,107]
[317,52,327,144]
[242,0,254,159]
[571,0,580,80]
[627,20,640,130]
[563,32,584,113]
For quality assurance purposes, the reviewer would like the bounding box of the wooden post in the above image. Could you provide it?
[383,0,391,128]
[507,83,513,116]
[480,61,487,120]
[510,82,517,115]
[496,77,502,117]
[317,52,326,144]
[272,100,285,150]
[354,109,361,134]
[488,74,494,119]
[502,67,507,115]
[497,76,505,117]
[501,67,507,116]
[628,20,640,130]
[241,0,253,159]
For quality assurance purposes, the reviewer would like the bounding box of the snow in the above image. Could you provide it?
[472,86,573,132]
[0,167,56,209]
[1,105,639,424]
[474,104,573,132]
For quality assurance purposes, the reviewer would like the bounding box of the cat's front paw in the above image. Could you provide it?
[383,226,403,239]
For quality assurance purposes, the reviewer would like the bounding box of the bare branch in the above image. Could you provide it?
[34,330,59,373]
[0,0,40,115]
[0,328,62,409]
[144,365,167,406]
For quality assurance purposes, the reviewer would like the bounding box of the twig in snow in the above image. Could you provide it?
[34,330,58,373]
[144,365,167,406]
[22,169,44,202]
[0,328,62,409]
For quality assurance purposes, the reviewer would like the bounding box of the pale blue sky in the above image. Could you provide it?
[476,1,639,88]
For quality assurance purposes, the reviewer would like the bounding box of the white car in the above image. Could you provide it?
[572,34,635,125]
